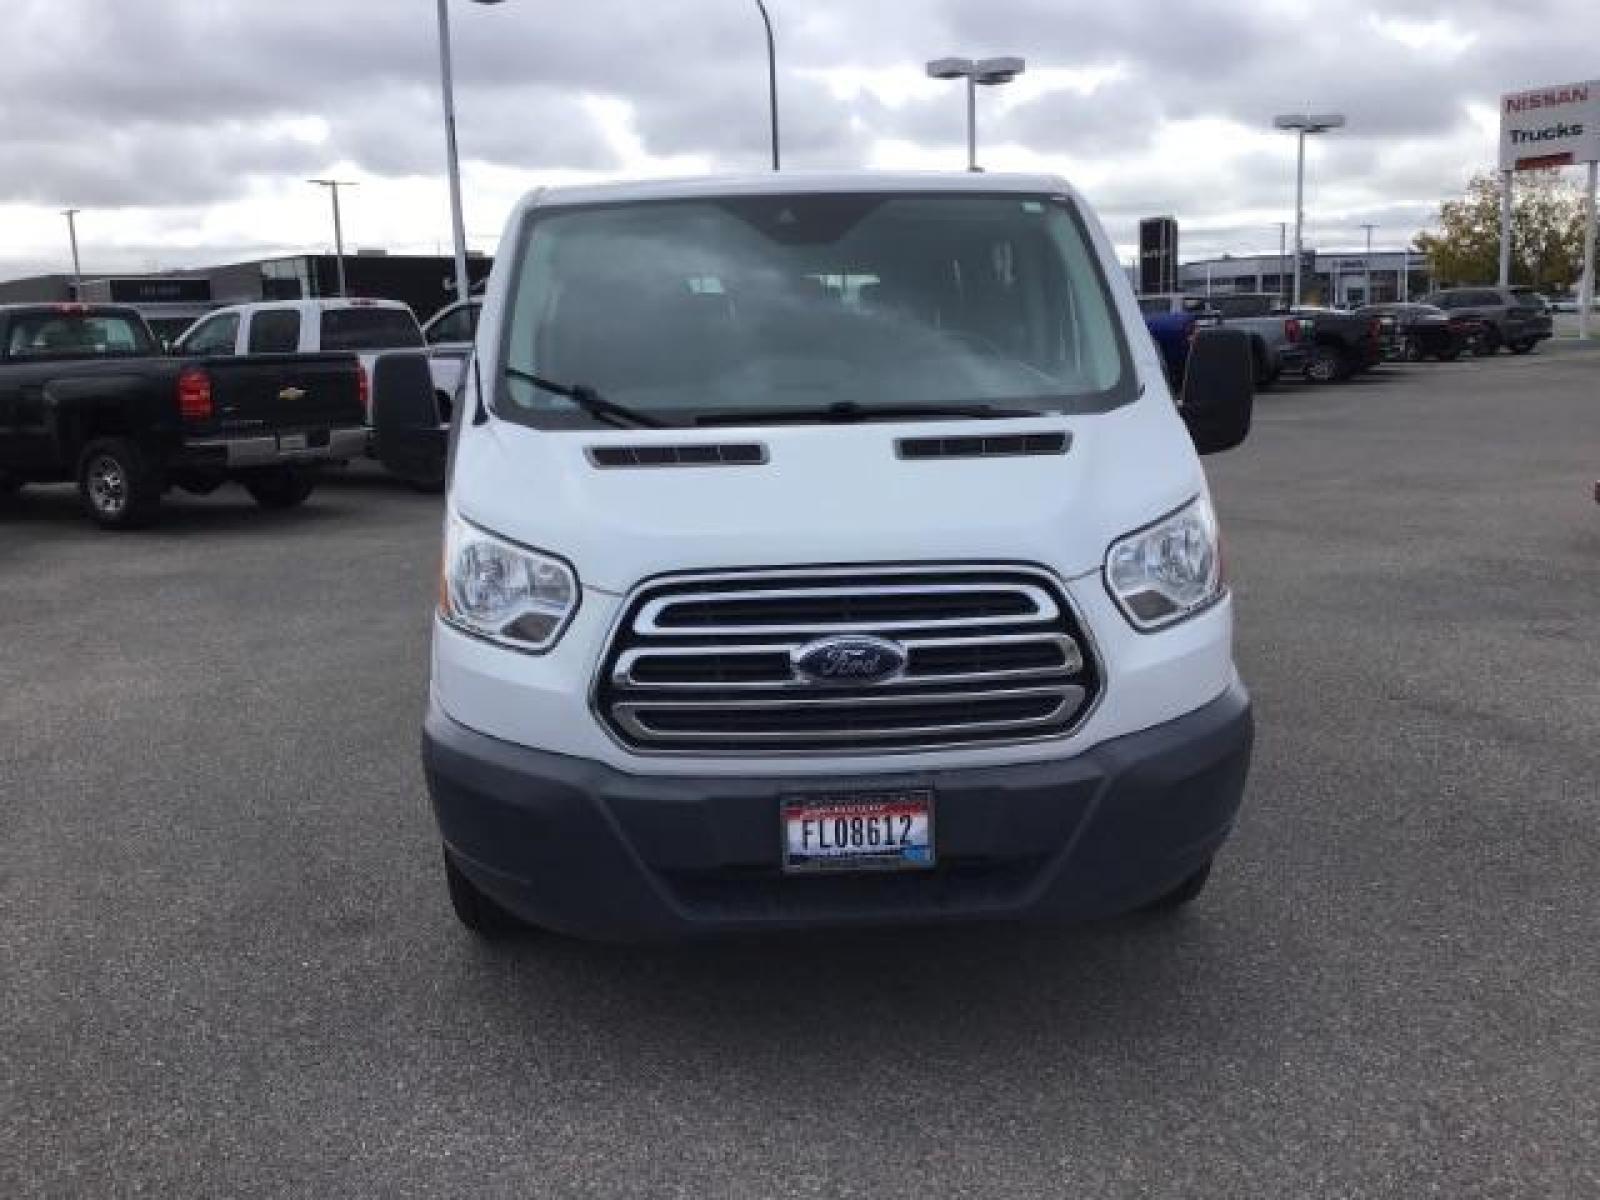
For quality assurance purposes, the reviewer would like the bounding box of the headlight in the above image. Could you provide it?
[440,511,578,652]
[1105,495,1224,631]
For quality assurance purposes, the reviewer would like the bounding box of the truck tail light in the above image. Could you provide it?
[1369,318,1382,340]
[177,367,213,421]
[1284,317,1302,343]
[357,361,371,418]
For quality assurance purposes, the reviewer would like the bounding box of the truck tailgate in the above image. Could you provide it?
[191,353,364,437]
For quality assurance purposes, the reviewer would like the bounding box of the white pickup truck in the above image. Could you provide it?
[174,298,458,484]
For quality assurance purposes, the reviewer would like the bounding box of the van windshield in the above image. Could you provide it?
[497,192,1135,428]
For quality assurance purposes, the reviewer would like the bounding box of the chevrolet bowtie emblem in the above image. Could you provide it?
[278,386,306,402]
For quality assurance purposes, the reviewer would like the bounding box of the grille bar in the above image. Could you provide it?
[613,686,1084,744]
[612,633,1082,691]
[635,582,1057,636]
[595,566,1098,754]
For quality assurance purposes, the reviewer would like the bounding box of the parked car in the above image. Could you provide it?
[0,303,365,528]
[1283,307,1384,382]
[1355,303,1481,361]
[1423,286,1554,354]
[423,171,1256,942]
[423,299,481,350]
[174,298,452,487]
[1140,292,1308,387]
[422,299,482,425]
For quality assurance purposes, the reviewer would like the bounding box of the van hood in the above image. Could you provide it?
[453,403,1205,595]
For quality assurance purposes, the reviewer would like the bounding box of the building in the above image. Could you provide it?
[0,251,492,341]
[1176,249,1433,307]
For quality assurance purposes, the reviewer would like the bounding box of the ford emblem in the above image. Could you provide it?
[791,635,908,685]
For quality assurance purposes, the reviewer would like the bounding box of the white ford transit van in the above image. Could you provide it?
[422,173,1255,940]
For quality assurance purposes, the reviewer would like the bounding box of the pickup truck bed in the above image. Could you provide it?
[0,304,366,528]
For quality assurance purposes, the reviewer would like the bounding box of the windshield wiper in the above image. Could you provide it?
[694,401,1046,427]
[503,366,666,429]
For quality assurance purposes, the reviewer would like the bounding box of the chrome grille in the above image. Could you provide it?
[595,567,1098,754]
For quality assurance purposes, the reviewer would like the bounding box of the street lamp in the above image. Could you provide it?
[436,0,503,307]
[926,56,1026,172]
[61,209,83,296]
[1359,222,1376,304]
[308,179,357,297]
[1273,112,1345,305]
[754,0,780,170]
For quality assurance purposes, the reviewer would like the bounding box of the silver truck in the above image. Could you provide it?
[1141,292,1311,388]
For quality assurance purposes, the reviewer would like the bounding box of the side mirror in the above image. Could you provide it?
[1179,327,1253,455]
[371,350,449,491]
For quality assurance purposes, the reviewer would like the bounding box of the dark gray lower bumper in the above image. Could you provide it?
[424,682,1254,941]
[181,427,367,467]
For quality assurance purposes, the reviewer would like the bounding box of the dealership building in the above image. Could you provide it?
[1175,249,1434,306]
[0,250,492,341]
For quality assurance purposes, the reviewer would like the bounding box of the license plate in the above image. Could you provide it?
[782,790,934,873]
[278,432,308,452]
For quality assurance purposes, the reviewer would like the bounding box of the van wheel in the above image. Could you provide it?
[1141,860,1213,914]
[244,468,317,510]
[1305,345,1348,383]
[78,438,163,529]
[444,848,525,937]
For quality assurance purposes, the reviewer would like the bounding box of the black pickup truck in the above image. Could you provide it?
[1284,307,1385,383]
[0,304,367,528]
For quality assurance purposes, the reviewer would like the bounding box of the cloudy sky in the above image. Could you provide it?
[2,0,1595,281]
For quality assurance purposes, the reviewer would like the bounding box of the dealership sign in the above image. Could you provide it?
[1500,80,1600,170]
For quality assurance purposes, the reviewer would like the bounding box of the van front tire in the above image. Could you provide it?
[1140,859,1213,914]
[444,848,526,938]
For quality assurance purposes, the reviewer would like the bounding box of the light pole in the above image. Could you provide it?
[1359,222,1376,304]
[1273,113,1345,305]
[754,0,779,170]
[61,209,83,295]
[926,56,1026,172]
[308,179,357,297]
[436,0,503,307]
[1276,221,1288,305]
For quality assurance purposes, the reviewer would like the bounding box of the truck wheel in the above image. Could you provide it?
[1140,859,1212,914]
[78,438,163,530]
[443,848,525,937]
[244,468,317,510]
[1305,346,1348,383]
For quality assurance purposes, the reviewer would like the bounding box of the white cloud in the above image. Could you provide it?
[0,0,1595,279]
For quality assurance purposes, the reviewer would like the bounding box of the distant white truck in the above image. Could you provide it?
[174,298,457,486]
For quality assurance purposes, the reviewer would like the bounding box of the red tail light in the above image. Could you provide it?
[1284,317,1302,343]
[1369,318,1382,339]
[177,367,213,421]
[357,361,370,418]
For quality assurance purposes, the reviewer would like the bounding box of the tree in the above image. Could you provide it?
[1414,170,1587,289]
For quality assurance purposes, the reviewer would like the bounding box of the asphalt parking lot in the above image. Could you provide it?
[3,346,1599,1198]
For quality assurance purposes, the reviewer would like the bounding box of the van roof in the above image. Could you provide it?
[528,171,1077,210]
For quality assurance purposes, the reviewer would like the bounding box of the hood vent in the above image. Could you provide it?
[897,432,1070,460]
[588,443,767,468]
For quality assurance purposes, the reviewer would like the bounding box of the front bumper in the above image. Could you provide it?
[181,426,367,468]
[424,680,1253,941]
